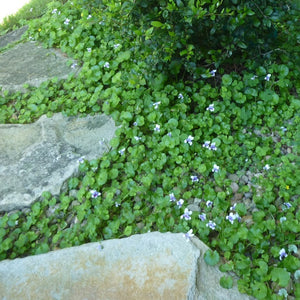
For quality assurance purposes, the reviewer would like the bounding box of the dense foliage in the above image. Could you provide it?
[0,1,299,299]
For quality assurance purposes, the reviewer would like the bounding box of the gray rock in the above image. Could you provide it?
[0,26,28,49]
[0,113,116,211]
[0,41,80,93]
[230,182,239,193]
[0,232,255,300]
[228,174,239,182]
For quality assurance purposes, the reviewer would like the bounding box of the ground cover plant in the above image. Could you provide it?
[0,0,299,298]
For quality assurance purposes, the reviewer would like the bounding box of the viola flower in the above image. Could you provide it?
[210,142,217,151]
[52,8,58,14]
[64,18,70,25]
[206,200,213,207]
[226,212,241,224]
[280,126,287,132]
[263,164,270,171]
[154,124,160,132]
[134,136,142,141]
[153,101,161,109]
[280,216,287,223]
[118,148,125,155]
[90,190,101,198]
[199,213,206,221]
[184,229,194,241]
[177,199,184,208]
[265,74,271,81]
[251,75,258,80]
[184,135,194,146]
[206,220,216,230]
[114,44,121,49]
[133,121,138,126]
[278,289,288,299]
[169,193,176,202]
[230,203,237,211]
[115,202,120,207]
[279,248,288,260]
[203,141,210,148]
[104,62,110,68]
[87,14,92,19]
[283,202,292,209]
[78,156,85,163]
[167,132,172,137]
[212,164,220,173]
[206,104,215,112]
[210,69,217,77]
[178,93,184,99]
[191,175,199,182]
[87,48,92,52]
[181,208,192,220]
[71,63,77,69]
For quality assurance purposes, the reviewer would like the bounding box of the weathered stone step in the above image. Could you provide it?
[0,232,255,300]
[0,113,116,211]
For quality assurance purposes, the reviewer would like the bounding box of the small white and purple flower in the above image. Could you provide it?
[226,212,241,224]
[206,220,216,230]
[263,164,270,171]
[184,135,194,146]
[104,62,110,68]
[265,74,271,81]
[191,175,199,183]
[184,229,194,241]
[169,193,176,202]
[210,142,217,151]
[154,124,160,132]
[178,93,184,99]
[206,200,213,207]
[279,248,288,260]
[203,141,210,148]
[206,104,215,112]
[64,18,70,25]
[118,148,125,155]
[181,208,192,220]
[210,69,217,77]
[199,213,206,221]
[212,164,220,173]
[90,190,101,198]
[153,101,161,109]
[177,199,184,208]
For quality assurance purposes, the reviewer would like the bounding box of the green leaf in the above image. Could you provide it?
[220,276,233,289]
[204,249,220,266]
[117,51,131,63]
[270,268,290,287]
[151,21,164,27]
[222,74,233,86]
[68,177,79,189]
[250,282,268,300]
[124,225,132,236]
[97,170,108,186]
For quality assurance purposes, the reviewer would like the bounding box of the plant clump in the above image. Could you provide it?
[0,0,299,299]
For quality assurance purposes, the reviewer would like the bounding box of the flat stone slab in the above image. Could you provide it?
[0,26,28,49]
[0,232,255,300]
[0,113,116,211]
[0,41,80,92]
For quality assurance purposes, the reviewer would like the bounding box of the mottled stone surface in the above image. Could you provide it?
[0,41,80,92]
[0,113,116,211]
[0,232,255,300]
[0,26,28,49]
